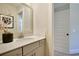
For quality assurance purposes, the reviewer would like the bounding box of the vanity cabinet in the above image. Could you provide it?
[23,41,40,56]
[24,48,38,56]
[1,39,45,56]
[23,39,45,56]
[1,48,22,56]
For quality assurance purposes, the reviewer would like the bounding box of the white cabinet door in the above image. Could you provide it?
[23,39,45,56]
[23,41,39,56]
[24,50,36,56]
[35,45,45,56]
[1,48,22,56]
[36,39,45,56]
[25,46,45,56]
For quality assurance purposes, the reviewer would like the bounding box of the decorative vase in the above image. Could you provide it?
[2,32,13,43]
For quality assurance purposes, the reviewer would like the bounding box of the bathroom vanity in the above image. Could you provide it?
[0,3,47,56]
[0,35,46,56]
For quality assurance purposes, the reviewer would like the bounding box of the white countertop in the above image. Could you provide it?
[0,35,45,55]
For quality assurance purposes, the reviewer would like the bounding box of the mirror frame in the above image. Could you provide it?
[18,3,33,35]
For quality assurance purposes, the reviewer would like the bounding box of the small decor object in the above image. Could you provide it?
[0,14,13,43]
[0,14,14,28]
[2,32,13,43]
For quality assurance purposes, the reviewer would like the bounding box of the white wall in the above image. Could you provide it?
[30,3,53,55]
[30,3,48,35]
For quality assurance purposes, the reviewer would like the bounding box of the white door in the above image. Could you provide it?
[54,8,69,54]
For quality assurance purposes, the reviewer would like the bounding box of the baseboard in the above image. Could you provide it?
[70,49,79,54]
[54,50,68,56]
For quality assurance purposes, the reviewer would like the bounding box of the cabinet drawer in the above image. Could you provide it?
[23,41,39,55]
[1,48,22,56]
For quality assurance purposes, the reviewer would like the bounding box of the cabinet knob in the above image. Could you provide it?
[66,33,69,36]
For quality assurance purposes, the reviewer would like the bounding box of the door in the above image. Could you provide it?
[54,4,69,54]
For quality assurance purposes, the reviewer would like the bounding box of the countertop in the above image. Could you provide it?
[0,35,45,55]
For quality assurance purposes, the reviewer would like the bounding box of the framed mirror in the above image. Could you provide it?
[16,3,33,36]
